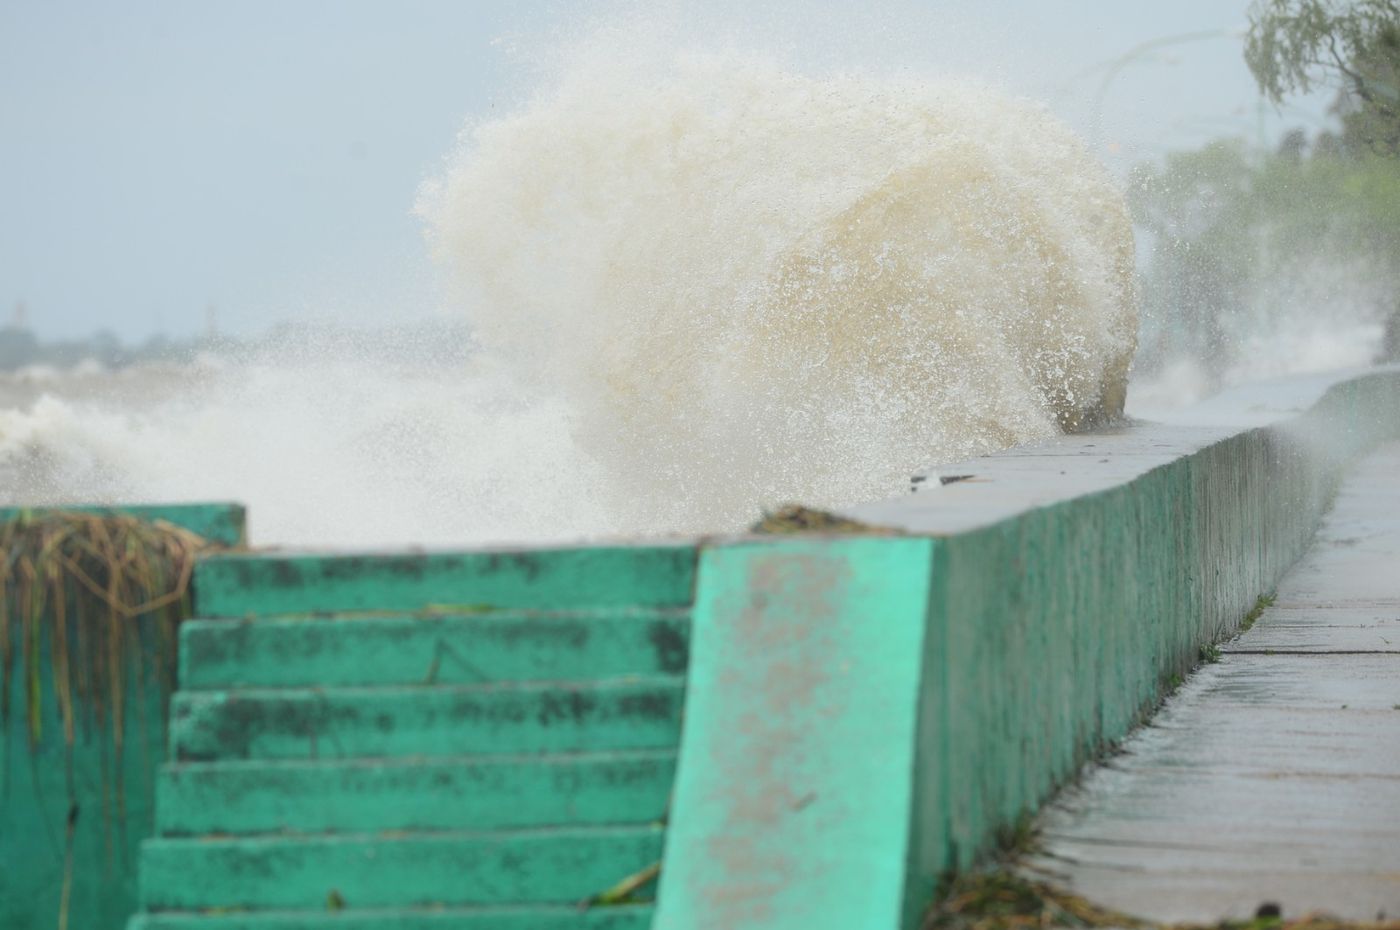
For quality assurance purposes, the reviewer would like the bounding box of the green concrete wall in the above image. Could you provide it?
[656,370,1400,930]
[31,372,1392,930]
[0,503,246,549]
[0,503,246,930]
[1,645,166,930]
[655,538,937,929]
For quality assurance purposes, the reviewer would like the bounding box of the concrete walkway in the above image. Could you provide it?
[1027,440,1400,923]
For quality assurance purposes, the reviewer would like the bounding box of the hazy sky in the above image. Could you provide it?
[1,0,1333,340]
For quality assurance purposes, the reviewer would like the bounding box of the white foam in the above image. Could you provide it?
[3,36,1141,545]
[419,45,1137,532]
[0,338,612,547]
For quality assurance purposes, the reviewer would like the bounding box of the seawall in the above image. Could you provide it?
[655,367,1400,929]
[0,503,245,930]
[10,369,1397,930]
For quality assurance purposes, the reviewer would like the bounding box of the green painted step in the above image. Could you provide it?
[129,905,653,929]
[178,608,690,689]
[139,826,665,911]
[194,545,698,618]
[156,750,676,835]
[170,679,686,762]
[131,543,694,930]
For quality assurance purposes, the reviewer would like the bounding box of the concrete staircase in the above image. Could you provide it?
[127,544,697,929]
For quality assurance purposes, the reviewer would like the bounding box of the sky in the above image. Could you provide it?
[0,0,1334,341]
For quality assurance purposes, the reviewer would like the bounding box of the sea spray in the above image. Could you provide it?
[419,48,1138,529]
[2,42,1140,545]
[0,333,614,546]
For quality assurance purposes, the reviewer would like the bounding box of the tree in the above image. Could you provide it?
[1130,138,1400,375]
[1246,0,1400,155]
[0,326,39,370]
[1128,142,1254,376]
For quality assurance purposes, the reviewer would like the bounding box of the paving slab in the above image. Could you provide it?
[1028,441,1400,923]
[1222,607,1400,654]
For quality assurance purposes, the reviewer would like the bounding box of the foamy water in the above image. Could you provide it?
[0,332,614,546]
[2,41,1142,546]
[1128,251,1392,416]
[419,48,1138,532]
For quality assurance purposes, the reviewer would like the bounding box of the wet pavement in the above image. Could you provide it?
[1026,441,1400,923]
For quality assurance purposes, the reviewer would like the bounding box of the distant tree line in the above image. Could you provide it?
[0,317,478,374]
[1129,1,1400,382]
[0,324,223,372]
[1130,134,1400,372]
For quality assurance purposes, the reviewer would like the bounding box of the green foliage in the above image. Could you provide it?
[1239,592,1278,632]
[1246,0,1400,155]
[1130,136,1400,375]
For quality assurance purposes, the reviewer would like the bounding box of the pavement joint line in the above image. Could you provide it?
[1041,834,1254,853]
[1089,767,1400,781]
[1262,604,1400,609]
[1148,708,1400,719]
[1220,649,1400,655]
[1271,601,1400,608]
